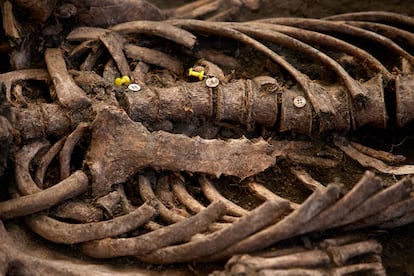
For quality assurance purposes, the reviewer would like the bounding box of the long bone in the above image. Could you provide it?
[258,17,414,65]
[323,11,414,27]
[234,22,394,82]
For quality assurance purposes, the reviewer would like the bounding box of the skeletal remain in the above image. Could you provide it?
[45,48,91,110]
[0,170,88,219]
[35,137,66,187]
[334,135,414,175]
[0,220,165,275]
[3,6,414,274]
[199,175,249,217]
[138,175,187,223]
[76,0,163,26]
[214,235,385,276]
[25,202,156,244]
[99,32,131,78]
[259,17,414,65]
[59,122,89,180]
[81,200,227,258]
[87,107,283,195]
[137,199,290,264]
[1,1,21,40]
[124,44,183,74]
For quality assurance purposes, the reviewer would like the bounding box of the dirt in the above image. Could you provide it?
[2,0,414,275]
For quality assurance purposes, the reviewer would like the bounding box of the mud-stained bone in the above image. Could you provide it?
[0,220,162,275]
[1,1,21,40]
[25,202,156,244]
[206,184,343,261]
[59,122,89,180]
[45,48,91,110]
[15,141,50,195]
[138,175,187,223]
[137,199,290,264]
[334,135,414,174]
[87,108,281,196]
[0,69,49,102]
[124,44,183,74]
[99,32,131,78]
[199,175,249,217]
[0,171,88,219]
[81,200,227,258]
[216,236,385,275]
[35,137,66,187]
[110,21,197,49]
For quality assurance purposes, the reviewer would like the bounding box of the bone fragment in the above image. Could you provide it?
[45,48,91,109]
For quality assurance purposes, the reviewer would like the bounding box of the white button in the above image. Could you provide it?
[293,96,306,108]
[128,83,141,92]
[206,77,220,88]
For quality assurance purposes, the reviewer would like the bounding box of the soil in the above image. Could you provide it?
[2,0,414,275]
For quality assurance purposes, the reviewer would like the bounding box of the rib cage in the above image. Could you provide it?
[1,9,414,275]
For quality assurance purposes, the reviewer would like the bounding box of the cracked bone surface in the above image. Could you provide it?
[86,108,281,196]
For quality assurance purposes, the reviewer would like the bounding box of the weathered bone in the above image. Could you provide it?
[99,32,131,78]
[81,200,227,258]
[334,135,414,174]
[206,184,343,261]
[0,171,88,219]
[45,48,91,110]
[87,107,282,195]
[199,175,249,217]
[124,44,183,74]
[0,220,163,275]
[216,236,385,275]
[35,137,66,187]
[137,199,290,264]
[25,202,156,244]
[59,122,89,180]
[245,22,394,81]
[260,17,414,65]
[0,69,49,103]
[15,141,50,195]
[323,11,414,27]
[138,175,187,223]
[1,1,21,40]
[110,21,197,49]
